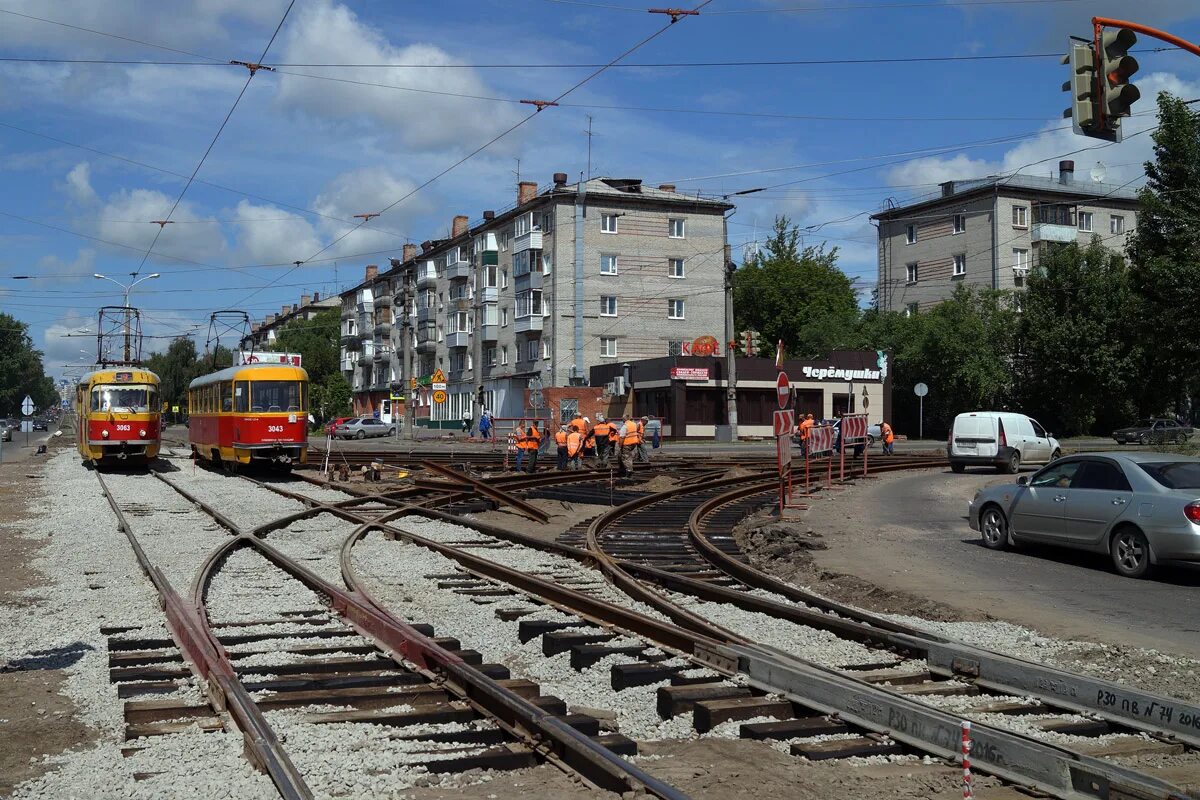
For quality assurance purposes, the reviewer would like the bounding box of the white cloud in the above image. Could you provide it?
[884,153,996,189]
[64,162,97,204]
[94,187,228,265]
[273,1,523,152]
[37,247,96,280]
[229,199,322,264]
[310,166,432,257]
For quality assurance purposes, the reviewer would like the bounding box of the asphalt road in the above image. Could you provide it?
[820,468,1200,658]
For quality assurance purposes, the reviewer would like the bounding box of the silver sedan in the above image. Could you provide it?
[967,452,1200,578]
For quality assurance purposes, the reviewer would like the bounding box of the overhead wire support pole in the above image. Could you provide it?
[1092,17,1200,59]
[520,99,560,111]
[648,8,700,22]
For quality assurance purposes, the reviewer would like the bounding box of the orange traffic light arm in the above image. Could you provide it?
[1093,17,1200,59]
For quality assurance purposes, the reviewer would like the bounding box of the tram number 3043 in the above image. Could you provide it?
[267,425,285,433]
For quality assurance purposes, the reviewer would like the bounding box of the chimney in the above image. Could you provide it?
[940,181,955,197]
[282,305,290,316]
[300,294,311,308]
[402,243,417,262]
[518,181,537,205]
[265,314,276,325]
[312,291,320,302]
[421,240,432,253]
[1058,160,1074,184]
[365,264,378,281]
[553,172,568,187]
[482,210,495,221]
[658,183,676,193]
[452,214,469,237]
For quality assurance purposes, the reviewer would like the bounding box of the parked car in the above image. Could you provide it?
[1,426,10,442]
[969,452,1200,578]
[32,419,48,431]
[948,411,1060,474]
[325,416,353,436]
[334,417,396,439]
[1112,418,1193,445]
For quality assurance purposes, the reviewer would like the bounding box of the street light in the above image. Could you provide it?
[94,272,160,362]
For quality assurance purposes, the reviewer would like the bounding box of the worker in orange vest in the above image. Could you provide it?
[607,417,620,466]
[581,416,595,458]
[566,427,584,470]
[515,421,541,472]
[618,415,640,476]
[554,425,569,470]
[569,414,585,434]
[797,413,814,457]
[881,421,895,455]
[635,416,650,463]
[592,415,612,466]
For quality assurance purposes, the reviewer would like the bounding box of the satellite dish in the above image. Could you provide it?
[1091,162,1107,183]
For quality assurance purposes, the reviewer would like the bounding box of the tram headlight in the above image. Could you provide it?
[139,429,147,438]
[101,429,110,438]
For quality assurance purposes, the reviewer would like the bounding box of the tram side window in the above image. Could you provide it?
[251,381,303,412]
[234,381,249,413]
[220,381,233,412]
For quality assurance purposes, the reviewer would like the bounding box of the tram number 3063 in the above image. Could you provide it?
[267,425,285,433]
[115,424,131,431]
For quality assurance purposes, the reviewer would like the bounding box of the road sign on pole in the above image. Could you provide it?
[21,395,34,416]
[914,382,929,441]
[776,372,790,409]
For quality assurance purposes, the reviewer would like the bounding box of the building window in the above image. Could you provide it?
[500,345,509,365]
[669,258,685,278]
[516,289,542,318]
[501,269,508,289]
[668,218,685,238]
[485,346,497,367]
[527,340,538,362]
[1013,248,1029,270]
[905,262,918,284]
[905,224,917,244]
[668,340,683,356]
[1078,211,1093,232]
[668,299,685,319]
[905,302,919,317]
[514,212,532,237]
[600,295,617,316]
[600,254,618,275]
[953,214,966,234]
[542,339,550,359]
[600,337,617,357]
[1012,205,1028,228]
[953,254,966,277]
[501,307,509,327]
[601,214,619,234]
[1110,214,1125,235]
[542,252,552,274]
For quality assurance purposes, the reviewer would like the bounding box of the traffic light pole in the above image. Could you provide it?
[1093,17,1200,59]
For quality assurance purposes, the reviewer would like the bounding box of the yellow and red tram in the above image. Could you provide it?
[187,363,309,469]
[75,367,162,464]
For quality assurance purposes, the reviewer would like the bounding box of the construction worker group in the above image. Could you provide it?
[516,413,651,475]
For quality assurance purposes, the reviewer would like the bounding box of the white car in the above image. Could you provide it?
[948,411,1061,474]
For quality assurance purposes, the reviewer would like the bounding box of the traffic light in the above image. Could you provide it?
[1099,27,1140,137]
[1062,36,1098,137]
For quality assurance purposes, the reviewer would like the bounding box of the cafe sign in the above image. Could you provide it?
[670,367,710,381]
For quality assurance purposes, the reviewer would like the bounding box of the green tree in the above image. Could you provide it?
[273,309,340,386]
[145,337,205,409]
[0,313,59,415]
[312,372,352,422]
[1127,92,1200,416]
[733,217,859,359]
[1018,241,1138,435]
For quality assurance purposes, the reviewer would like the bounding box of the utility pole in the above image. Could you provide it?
[398,279,415,441]
[722,212,739,441]
[94,272,159,363]
[472,240,485,430]
[584,115,594,181]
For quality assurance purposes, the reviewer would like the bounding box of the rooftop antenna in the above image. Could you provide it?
[1091,162,1107,183]
[585,114,594,181]
[512,158,521,188]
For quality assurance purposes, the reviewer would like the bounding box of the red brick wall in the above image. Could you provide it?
[527,387,610,425]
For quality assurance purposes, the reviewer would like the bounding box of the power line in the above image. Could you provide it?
[0,7,224,62]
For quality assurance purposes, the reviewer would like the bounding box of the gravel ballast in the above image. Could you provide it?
[162,467,307,531]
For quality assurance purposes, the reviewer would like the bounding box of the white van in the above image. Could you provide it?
[948,411,1061,474]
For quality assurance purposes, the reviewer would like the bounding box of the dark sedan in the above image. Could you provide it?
[1112,418,1192,445]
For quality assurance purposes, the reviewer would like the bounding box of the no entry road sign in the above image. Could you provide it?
[776,372,790,409]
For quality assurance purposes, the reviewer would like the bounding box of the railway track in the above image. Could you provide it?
[233,457,1200,799]
[93,466,691,799]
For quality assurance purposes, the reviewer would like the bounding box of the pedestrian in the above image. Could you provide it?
[592,414,611,466]
[882,421,895,455]
[514,422,528,472]
[618,415,639,476]
[566,426,584,470]
[636,416,650,463]
[582,416,595,458]
[555,425,569,470]
[462,408,473,435]
[645,416,662,450]
[523,421,541,472]
[479,410,492,441]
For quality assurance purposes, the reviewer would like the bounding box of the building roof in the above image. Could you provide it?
[871,172,1140,221]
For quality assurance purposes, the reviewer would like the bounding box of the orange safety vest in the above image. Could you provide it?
[882,423,894,443]
[554,430,567,446]
[567,431,583,457]
[593,422,611,439]
[608,423,619,442]
[621,422,640,447]
[799,418,814,440]
[569,416,585,433]
[637,421,645,438]
[519,425,540,450]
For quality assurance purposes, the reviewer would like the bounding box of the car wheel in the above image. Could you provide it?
[979,506,1009,550]
[951,462,965,474]
[867,435,875,445]
[355,430,366,440]
[388,427,396,436]
[1138,432,1149,445]
[1003,451,1021,474]
[1050,449,1061,462]
[1111,527,1152,578]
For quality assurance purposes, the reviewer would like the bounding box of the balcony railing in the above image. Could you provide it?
[446,259,470,280]
[514,230,542,253]
[1030,222,1077,244]
[514,315,543,333]
[446,331,469,348]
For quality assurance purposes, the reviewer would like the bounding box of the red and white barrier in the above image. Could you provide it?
[804,424,835,494]
[961,720,973,799]
[839,413,870,481]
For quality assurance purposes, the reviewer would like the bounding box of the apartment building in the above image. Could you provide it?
[240,290,340,352]
[338,174,733,423]
[872,161,1139,314]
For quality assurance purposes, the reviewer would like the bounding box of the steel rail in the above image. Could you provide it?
[94,471,313,800]
[154,471,692,799]
[253,465,1195,799]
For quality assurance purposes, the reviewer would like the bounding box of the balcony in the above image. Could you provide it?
[374,320,392,336]
[480,286,498,303]
[480,324,498,342]
[1031,222,1077,244]
[356,301,371,314]
[515,315,543,333]
[514,230,542,253]
[341,331,362,348]
[340,357,356,372]
[446,331,470,348]
[416,339,437,354]
[446,258,470,280]
[373,346,394,362]
[357,350,373,366]
[448,368,467,383]
[373,292,391,307]
[515,271,543,291]
[416,265,438,288]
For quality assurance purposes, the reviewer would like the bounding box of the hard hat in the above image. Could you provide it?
[583,416,590,423]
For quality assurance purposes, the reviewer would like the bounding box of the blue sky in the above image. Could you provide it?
[2,0,1199,378]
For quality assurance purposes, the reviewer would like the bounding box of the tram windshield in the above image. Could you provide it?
[250,381,305,413]
[91,385,157,413]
